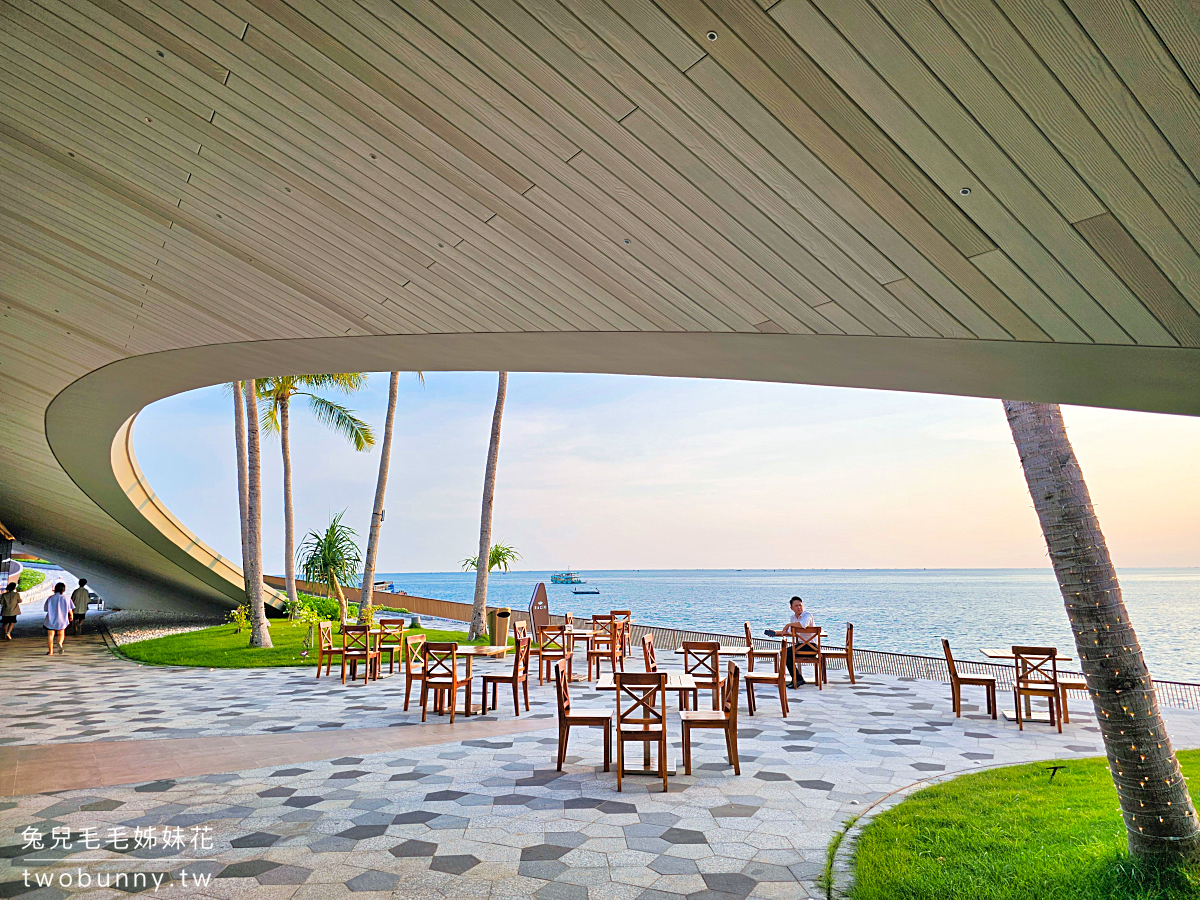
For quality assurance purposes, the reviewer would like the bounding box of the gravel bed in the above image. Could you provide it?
[101,609,224,646]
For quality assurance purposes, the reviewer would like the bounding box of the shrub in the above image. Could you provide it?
[226,603,249,633]
[297,591,340,620]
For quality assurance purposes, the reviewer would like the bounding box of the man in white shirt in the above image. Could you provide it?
[765,596,817,687]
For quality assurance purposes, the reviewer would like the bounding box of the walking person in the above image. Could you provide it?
[70,579,90,635]
[1,582,20,640]
[44,582,71,655]
[765,596,818,688]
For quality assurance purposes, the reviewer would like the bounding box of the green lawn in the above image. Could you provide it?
[849,749,1200,900]
[118,619,491,668]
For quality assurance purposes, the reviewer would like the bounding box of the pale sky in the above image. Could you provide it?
[133,373,1200,575]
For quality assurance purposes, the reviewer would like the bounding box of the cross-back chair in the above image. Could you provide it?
[378,619,406,675]
[821,622,856,684]
[554,662,612,771]
[340,624,378,685]
[610,610,633,658]
[315,620,343,679]
[513,620,528,641]
[745,636,790,717]
[1013,646,1061,733]
[615,671,669,793]
[587,617,624,680]
[941,639,996,719]
[681,662,741,775]
[403,633,426,710]
[641,633,691,709]
[785,625,824,689]
[743,622,781,673]
[482,635,532,716]
[681,641,724,710]
[420,642,471,724]
[539,625,574,684]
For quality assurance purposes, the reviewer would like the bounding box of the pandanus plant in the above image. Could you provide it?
[297,511,362,626]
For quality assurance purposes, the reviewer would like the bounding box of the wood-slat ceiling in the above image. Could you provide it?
[2,0,1199,602]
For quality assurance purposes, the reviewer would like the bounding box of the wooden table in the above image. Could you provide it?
[980,648,1072,723]
[595,673,695,776]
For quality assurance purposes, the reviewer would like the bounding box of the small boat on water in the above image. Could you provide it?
[551,571,585,584]
[572,588,600,595]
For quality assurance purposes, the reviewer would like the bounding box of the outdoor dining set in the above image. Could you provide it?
[310,593,1081,792]
[310,596,859,792]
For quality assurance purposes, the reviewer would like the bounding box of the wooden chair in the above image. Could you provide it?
[564,611,574,627]
[821,623,856,684]
[615,671,668,793]
[642,633,692,710]
[420,642,472,723]
[378,619,406,675]
[1058,676,1088,724]
[743,622,781,673]
[482,635,532,715]
[786,626,824,689]
[587,618,624,680]
[539,625,574,685]
[941,639,996,719]
[611,610,633,659]
[340,624,379,686]
[403,633,426,710]
[513,620,528,641]
[681,662,741,775]
[682,641,724,710]
[554,662,611,771]
[745,636,790,717]
[1013,646,1061,733]
[315,620,343,679]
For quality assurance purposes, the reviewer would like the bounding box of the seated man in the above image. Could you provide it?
[765,595,817,688]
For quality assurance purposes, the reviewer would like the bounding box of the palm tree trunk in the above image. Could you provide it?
[232,383,251,587]
[331,571,347,625]
[1004,401,1198,862]
[280,395,298,613]
[359,372,399,623]
[243,379,273,649]
[469,372,507,640]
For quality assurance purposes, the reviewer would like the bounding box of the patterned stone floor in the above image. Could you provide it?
[3,609,1200,899]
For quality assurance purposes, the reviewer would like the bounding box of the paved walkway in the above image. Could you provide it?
[3,614,1200,900]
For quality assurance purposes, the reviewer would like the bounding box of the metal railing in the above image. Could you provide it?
[276,581,1200,712]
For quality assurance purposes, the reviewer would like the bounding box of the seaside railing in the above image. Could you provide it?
[264,576,1200,711]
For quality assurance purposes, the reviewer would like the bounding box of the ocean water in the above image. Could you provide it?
[374,568,1200,683]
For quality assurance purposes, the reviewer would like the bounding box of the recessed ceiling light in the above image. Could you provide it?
[707,31,718,41]
[144,117,153,123]
[623,239,631,245]
[959,187,971,196]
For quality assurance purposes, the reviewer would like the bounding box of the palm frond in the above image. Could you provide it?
[304,395,375,450]
[461,555,478,572]
[301,373,367,394]
[259,399,281,436]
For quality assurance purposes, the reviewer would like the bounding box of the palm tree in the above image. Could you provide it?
[257,375,374,612]
[242,379,271,648]
[358,372,424,624]
[468,372,508,640]
[298,511,362,624]
[461,542,521,574]
[1004,401,1199,862]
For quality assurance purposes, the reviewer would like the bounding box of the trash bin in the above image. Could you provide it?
[489,607,512,646]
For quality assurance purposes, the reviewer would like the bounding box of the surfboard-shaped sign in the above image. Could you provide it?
[529,582,550,633]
